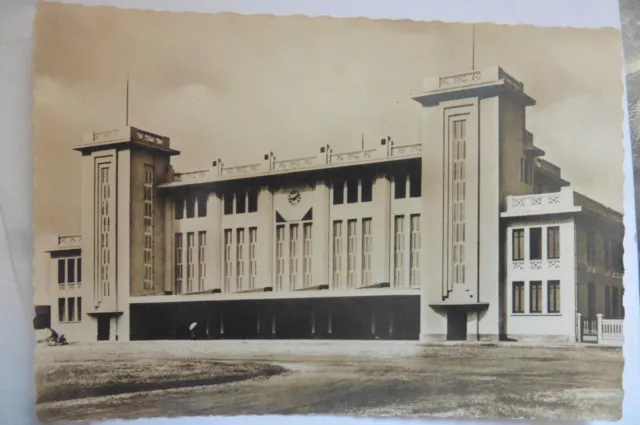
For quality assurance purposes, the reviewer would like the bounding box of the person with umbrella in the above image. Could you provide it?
[189,322,198,340]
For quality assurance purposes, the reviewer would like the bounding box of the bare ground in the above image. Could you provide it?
[35,341,623,422]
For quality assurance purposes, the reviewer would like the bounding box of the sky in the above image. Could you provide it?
[32,3,624,244]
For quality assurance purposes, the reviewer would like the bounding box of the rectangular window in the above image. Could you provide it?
[236,192,246,214]
[547,280,560,313]
[185,195,195,219]
[409,214,420,287]
[333,181,344,205]
[409,173,421,198]
[58,298,65,322]
[58,259,66,284]
[530,281,542,313]
[332,221,343,288]
[224,229,233,292]
[77,297,82,321]
[512,282,524,313]
[512,229,525,261]
[174,233,183,294]
[186,232,195,293]
[529,227,542,260]
[303,223,312,288]
[586,232,595,265]
[361,218,372,287]
[143,165,154,290]
[223,194,233,215]
[346,180,359,204]
[249,228,257,290]
[275,225,285,291]
[346,219,357,288]
[394,215,405,286]
[174,198,184,220]
[604,285,611,317]
[77,258,82,283]
[67,258,75,283]
[197,194,208,218]
[236,228,245,291]
[248,189,258,213]
[612,286,619,318]
[361,178,373,203]
[394,175,407,199]
[289,224,299,290]
[604,238,611,270]
[547,226,560,260]
[198,231,206,292]
[68,297,75,322]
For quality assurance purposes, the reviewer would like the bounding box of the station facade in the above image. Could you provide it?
[34,65,625,342]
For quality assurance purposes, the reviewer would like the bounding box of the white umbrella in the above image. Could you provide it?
[189,322,198,331]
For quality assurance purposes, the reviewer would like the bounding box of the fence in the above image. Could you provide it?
[576,313,624,346]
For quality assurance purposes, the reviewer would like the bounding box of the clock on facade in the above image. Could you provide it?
[288,190,301,205]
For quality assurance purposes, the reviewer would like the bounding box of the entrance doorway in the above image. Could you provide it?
[97,316,110,341]
[447,308,467,341]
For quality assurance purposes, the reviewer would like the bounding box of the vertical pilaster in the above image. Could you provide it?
[207,192,222,291]
[164,196,174,293]
[372,175,391,285]
[313,181,330,286]
[115,150,131,341]
[257,186,273,290]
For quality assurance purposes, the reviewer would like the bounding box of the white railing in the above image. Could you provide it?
[505,189,579,215]
[576,313,623,346]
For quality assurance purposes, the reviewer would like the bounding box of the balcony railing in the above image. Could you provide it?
[503,189,580,216]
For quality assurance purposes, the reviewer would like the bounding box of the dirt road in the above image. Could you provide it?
[35,341,623,422]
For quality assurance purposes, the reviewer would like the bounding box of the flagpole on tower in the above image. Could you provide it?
[125,76,130,127]
[471,24,476,71]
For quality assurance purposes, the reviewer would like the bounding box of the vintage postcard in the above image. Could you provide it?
[32,2,625,422]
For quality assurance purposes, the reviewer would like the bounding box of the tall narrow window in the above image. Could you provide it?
[303,223,312,288]
[530,281,542,313]
[586,232,595,265]
[394,215,405,286]
[547,226,560,260]
[77,297,82,321]
[185,195,195,219]
[275,225,285,291]
[223,229,233,292]
[236,191,246,214]
[394,175,407,199]
[512,282,524,313]
[529,227,542,260]
[236,228,245,291]
[174,198,185,220]
[197,194,208,218]
[361,218,372,287]
[198,231,206,292]
[289,224,299,290]
[224,194,233,215]
[603,238,611,270]
[347,180,358,204]
[512,229,525,261]
[410,214,421,287]
[612,286,619,318]
[143,165,154,290]
[547,280,560,313]
[77,258,82,283]
[98,165,111,299]
[174,233,183,294]
[58,298,65,322]
[249,228,257,290]
[248,189,259,213]
[361,178,373,203]
[67,258,75,283]
[333,181,344,205]
[346,220,357,289]
[68,297,75,322]
[186,232,195,293]
[58,259,65,284]
[451,119,466,286]
[409,173,421,198]
[332,221,343,288]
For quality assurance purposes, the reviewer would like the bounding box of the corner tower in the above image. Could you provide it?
[412,66,537,341]
[73,127,179,341]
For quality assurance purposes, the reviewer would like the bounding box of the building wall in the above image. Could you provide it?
[505,218,576,341]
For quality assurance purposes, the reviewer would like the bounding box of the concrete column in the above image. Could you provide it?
[371,307,376,336]
[596,313,603,344]
[206,192,222,292]
[576,312,582,342]
[372,175,391,285]
[220,310,225,337]
[257,186,273,290]
[271,314,277,337]
[388,306,394,337]
[313,181,330,286]
[163,195,174,293]
[311,311,316,336]
[256,314,261,336]
[328,306,333,335]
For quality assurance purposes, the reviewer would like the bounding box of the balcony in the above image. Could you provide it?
[501,188,582,218]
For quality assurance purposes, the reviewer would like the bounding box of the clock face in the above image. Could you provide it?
[288,190,301,205]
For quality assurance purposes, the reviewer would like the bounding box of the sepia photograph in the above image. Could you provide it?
[32,2,625,422]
